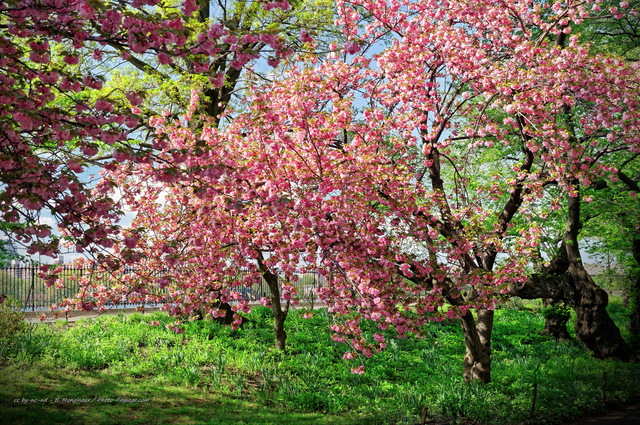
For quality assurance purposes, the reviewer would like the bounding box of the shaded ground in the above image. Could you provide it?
[23,306,162,323]
[567,398,640,425]
[405,397,640,425]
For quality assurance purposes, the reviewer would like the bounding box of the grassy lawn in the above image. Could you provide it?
[0,297,639,425]
[0,366,359,425]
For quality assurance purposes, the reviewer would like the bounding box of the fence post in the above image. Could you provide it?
[310,272,316,310]
[29,265,36,311]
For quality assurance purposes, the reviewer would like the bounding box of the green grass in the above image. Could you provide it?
[0,366,357,425]
[1,299,639,425]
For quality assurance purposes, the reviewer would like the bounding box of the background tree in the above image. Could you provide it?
[577,0,640,61]
[4,0,342,342]
[575,0,640,340]
[512,0,639,358]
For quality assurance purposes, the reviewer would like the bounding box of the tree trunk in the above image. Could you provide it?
[630,285,640,337]
[563,262,632,360]
[459,309,493,383]
[511,190,633,360]
[563,190,633,361]
[262,268,289,350]
[258,254,289,350]
[513,263,632,358]
[273,306,288,351]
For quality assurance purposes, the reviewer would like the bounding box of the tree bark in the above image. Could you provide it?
[273,305,288,351]
[630,285,640,337]
[510,191,633,360]
[258,254,289,350]
[563,262,633,360]
[512,255,632,359]
[459,309,493,383]
[262,268,289,350]
[563,190,633,360]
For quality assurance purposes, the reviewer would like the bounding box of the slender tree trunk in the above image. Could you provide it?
[273,305,288,351]
[562,190,633,361]
[262,268,289,350]
[257,253,289,350]
[630,285,640,337]
[459,309,493,383]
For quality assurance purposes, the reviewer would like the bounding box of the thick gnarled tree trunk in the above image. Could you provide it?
[512,191,633,361]
[564,262,632,359]
[563,191,633,360]
[460,309,493,383]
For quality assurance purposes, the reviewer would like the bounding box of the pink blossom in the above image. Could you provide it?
[94,99,113,113]
[126,92,143,106]
[260,297,271,307]
[182,0,199,16]
[63,55,79,65]
[209,73,225,88]
[350,366,365,374]
[123,237,138,248]
[299,30,314,44]
[267,57,280,68]
[157,52,173,65]
[344,41,360,55]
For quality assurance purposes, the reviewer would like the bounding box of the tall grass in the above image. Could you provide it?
[2,299,639,425]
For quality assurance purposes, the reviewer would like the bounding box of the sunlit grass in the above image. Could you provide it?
[1,297,639,425]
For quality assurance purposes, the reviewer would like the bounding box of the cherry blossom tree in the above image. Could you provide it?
[34,0,640,382]
[1,0,341,350]
[0,0,314,261]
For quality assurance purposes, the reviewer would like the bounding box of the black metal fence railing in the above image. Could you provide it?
[0,265,326,311]
[0,265,82,311]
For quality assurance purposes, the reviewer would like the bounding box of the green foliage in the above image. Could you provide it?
[2,303,640,424]
[0,239,18,267]
[0,297,26,358]
[541,303,572,322]
[574,0,640,61]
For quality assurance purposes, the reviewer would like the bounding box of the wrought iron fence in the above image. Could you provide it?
[0,265,325,311]
[0,265,81,311]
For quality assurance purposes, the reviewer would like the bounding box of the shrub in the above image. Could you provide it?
[0,296,26,357]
